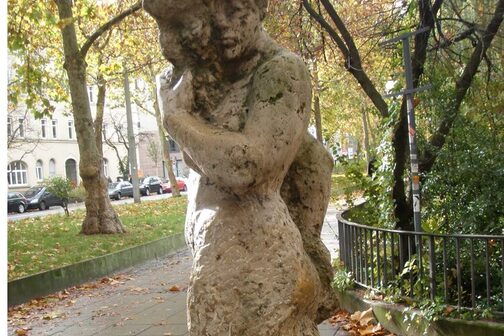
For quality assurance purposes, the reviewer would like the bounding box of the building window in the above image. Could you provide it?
[52,119,57,138]
[7,161,28,186]
[49,159,56,177]
[169,139,178,152]
[68,120,74,139]
[103,158,109,177]
[7,117,12,137]
[36,160,44,181]
[88,86,93,102]
[18,118,25,138]
[41,119,47,138]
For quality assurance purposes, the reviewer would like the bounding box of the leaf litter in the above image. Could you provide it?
[328,309,395,336]
[8,273,134,334]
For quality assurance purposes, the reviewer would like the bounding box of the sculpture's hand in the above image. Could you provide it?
[158,68,194,118]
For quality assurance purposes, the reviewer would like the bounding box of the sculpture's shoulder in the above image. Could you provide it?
[256,50,310,84]
[252,50,311,105]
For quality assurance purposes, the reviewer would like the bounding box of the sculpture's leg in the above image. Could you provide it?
[187,194,323,336]
[281,133,339,322]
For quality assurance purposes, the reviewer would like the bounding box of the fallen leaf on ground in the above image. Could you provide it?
[350,311,362,321]
[42,311,64,320]
[327,309,394,336]
[342,324,353,331]
[359,308,376,326]
[167,285,181,292]
[15,328,30,335]
[360,324,384,335]
[100,277,124,285]
[79,283,98,290]
[444,306,454,315]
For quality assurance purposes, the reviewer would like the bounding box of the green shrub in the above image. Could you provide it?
[332,260,354,291]
[44,176,73,215]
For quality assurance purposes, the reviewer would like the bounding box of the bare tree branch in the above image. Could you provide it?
[302,0,389,118]
[80,1,142,59]
[133,98,155,117]
[429,26,475,51]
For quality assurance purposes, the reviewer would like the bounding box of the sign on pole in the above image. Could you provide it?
[381,27,432,233]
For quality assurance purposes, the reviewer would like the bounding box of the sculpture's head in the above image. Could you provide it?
[204,0,268,61]
[143,0,212,67]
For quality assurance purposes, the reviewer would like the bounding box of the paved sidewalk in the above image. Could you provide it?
[8,206,343,336]
[322,206,341,261]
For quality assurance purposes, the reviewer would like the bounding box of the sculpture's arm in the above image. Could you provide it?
[164,53,311,193]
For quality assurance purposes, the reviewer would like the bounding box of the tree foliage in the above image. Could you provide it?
[288,0,504,233]
[8,0,146,234]
[8,1,68,117]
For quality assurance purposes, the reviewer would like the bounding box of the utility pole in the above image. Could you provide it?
[381,27,432,233]
[123,61,141,203]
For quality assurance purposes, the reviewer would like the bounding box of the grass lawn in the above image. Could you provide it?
[8,197,188,281]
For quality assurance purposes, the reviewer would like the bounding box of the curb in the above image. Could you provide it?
[8,233,187,307]
[335,289,504,336]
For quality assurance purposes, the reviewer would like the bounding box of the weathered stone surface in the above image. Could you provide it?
[282,133,339,323]
[144,0,338,334]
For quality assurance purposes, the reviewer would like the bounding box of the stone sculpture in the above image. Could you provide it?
[143,0,338,334]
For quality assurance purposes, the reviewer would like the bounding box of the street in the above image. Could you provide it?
[7,192,183,222]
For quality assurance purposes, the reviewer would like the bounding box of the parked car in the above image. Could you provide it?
[8,192,27,213]
[160,178,187,193]
[108,181,134,200]
[139,176,163,196]
[23,186,64,211]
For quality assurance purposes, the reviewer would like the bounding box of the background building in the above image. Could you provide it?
[7,105,128,191]
[137,132,188,180]
[7,52,188,191]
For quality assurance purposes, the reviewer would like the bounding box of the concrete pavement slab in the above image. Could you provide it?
[137,324,189,336]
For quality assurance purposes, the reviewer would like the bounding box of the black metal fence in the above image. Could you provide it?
[337,213,504,313]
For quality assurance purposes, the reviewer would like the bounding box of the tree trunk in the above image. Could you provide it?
[63,201,69,216]
[56,0,125,234]
[153,84,180,196]
[94,71,106,157]
[392,105,413,230]
[312,61,323,143]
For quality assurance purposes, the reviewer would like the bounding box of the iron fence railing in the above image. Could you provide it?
[337,213,504,314]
